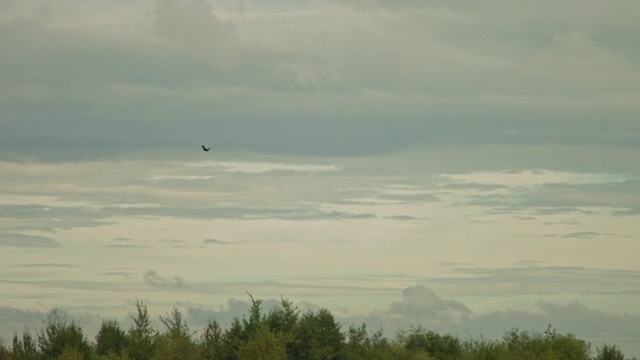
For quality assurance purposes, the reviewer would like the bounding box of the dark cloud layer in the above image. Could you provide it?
[1,1,639,161]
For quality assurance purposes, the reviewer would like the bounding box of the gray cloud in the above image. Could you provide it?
[378,193,440,203]
[103,244,151,249]
[143,270,187,289]
[389,286,471,324]
[0,307,103,346]
[1,1,639,160]
[383,215,421,221]
[0,232,60,248]
[0,201,377,237]
[203,238,230,245]
[465,301,640,358]
[13,263,76,268]
[344,286,640,357]
[0,204,115,233]
[561,231,616,239]
[612,207,640,217]
[433,266,640,297]
[462,179,640,216]
[0,307,47,342]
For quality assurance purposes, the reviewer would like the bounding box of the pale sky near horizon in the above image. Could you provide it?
[2,0,640,356]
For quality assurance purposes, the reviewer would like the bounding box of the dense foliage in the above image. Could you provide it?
[0,297,634,360]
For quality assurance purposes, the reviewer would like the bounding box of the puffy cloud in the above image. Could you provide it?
[389,286,470,322]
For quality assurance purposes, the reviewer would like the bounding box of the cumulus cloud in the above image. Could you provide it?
[465,301,640,356]
[344,286,640,356]
[389,286,471,324]
[0,306,103,345]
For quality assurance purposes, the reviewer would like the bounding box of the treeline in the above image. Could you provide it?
[0,296,633,360]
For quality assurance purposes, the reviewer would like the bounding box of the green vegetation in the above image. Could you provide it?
[0,296,634,360]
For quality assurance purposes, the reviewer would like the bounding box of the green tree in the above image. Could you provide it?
[243,294,265,336]
[95,319,128,357]
[199,318,225,360]
[9,330,39,360]
[503,326,590,360]
[546,332,590,360]
[36,309,91,360]
[503,328,545,360]
[461,336,509,360]
[265,298,299,335]
[400,326,461,360]
[153,306,197,360]
[291,308,346,360]
[265,297,299,358]
[346,323,371,360]
[237,325,289,360]
[126,301,156,360]
[0,341,10,360]
[221,318,245,360]
[595,344,626,360]
[57,346,85,360]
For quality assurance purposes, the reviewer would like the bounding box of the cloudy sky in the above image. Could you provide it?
[2,0,640,356]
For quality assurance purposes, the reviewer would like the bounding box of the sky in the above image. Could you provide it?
[1,0,640,356]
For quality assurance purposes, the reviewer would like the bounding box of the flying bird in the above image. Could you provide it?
[202,145,211,152]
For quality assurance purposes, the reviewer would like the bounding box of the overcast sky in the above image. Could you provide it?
[1,0,640,356]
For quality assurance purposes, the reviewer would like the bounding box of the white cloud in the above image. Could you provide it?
[181,160,338,173]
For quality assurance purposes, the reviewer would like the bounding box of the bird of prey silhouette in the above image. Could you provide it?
[202,145,211,152]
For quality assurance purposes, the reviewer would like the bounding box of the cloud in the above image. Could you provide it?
[181,161,339,174]
[433,266,640,297]
[0,307,47,341]
[103,244,151,249]
[389,286,471,324]
[383,215,421,221]
[561,231,616,239]
[154,0,233,54]
[203,238,230,245]
[143,270,187,289]
[0,306,103,345]
[2,1,639,160]
[0,232,60,248]
[452,174,640,216]
[344,286,640,357]
[465,301,640,356]
[13,263,76,268]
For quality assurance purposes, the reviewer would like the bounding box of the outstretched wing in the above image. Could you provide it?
[202,145,210,151]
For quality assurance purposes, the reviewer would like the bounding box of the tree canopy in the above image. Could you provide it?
[0,296,635,360]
